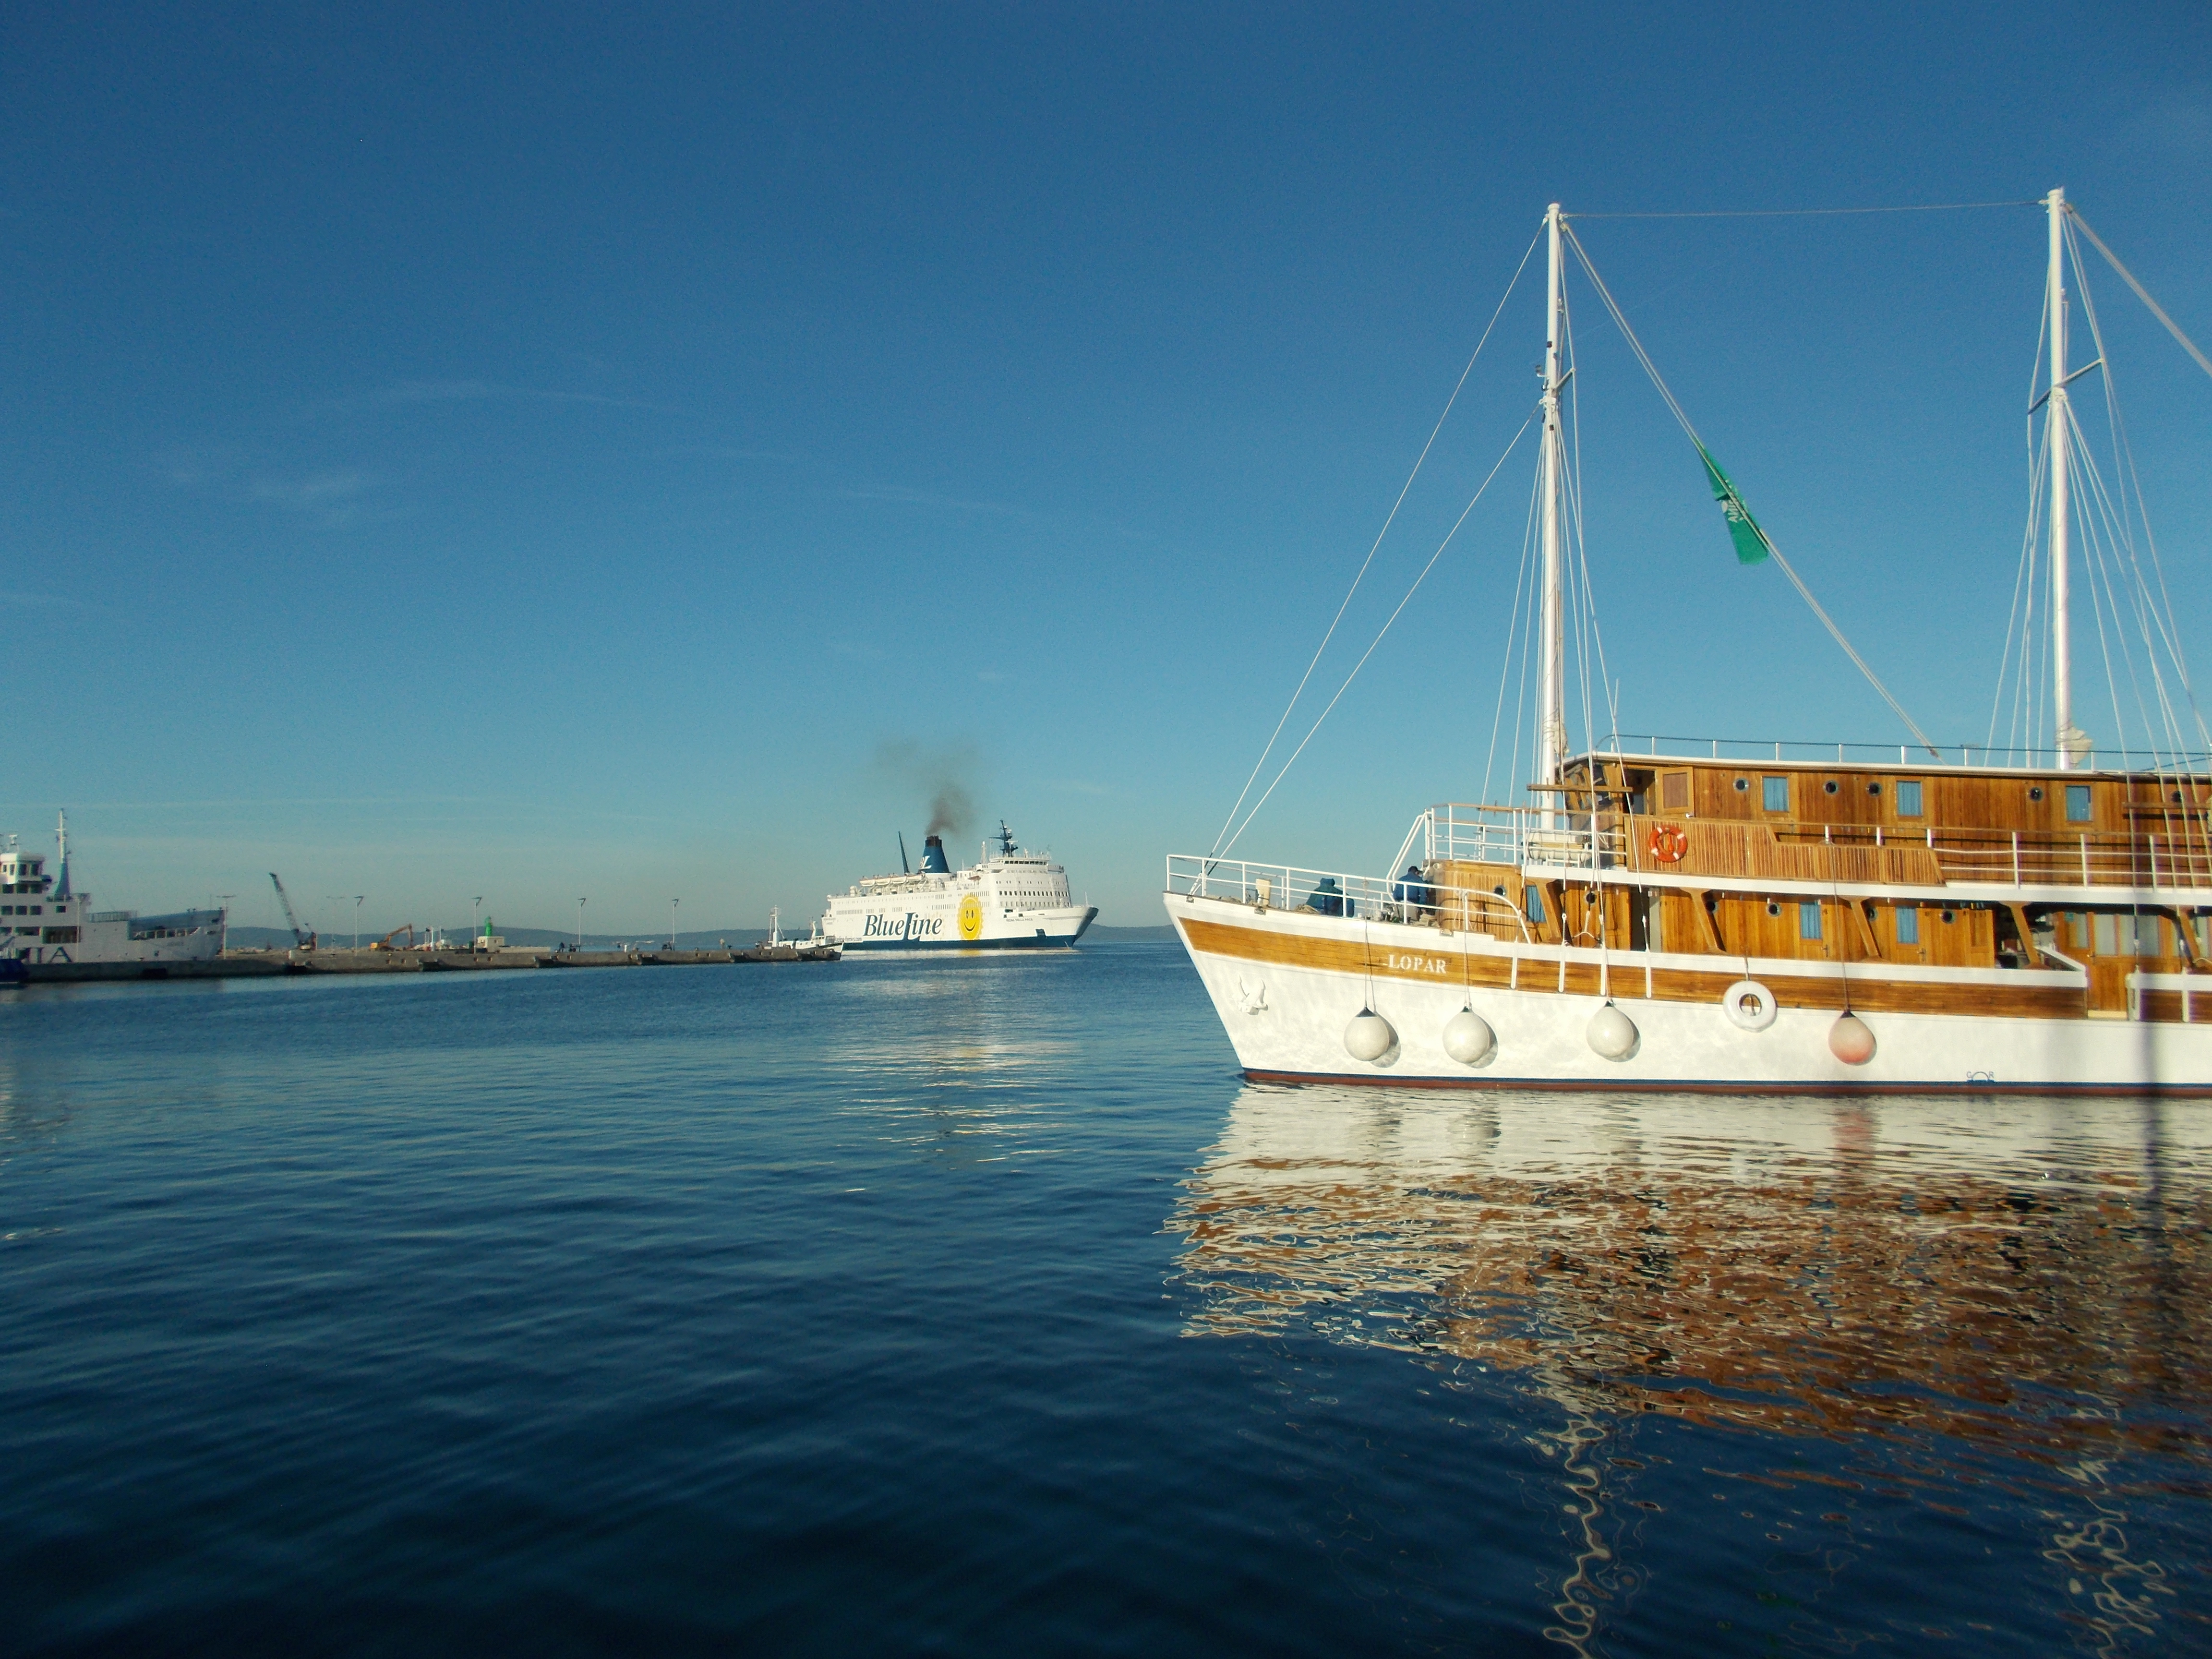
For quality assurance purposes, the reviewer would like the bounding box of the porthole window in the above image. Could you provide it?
[1823,780,1839,795]
[1940,910,1956,924]
[2029,786,2044,802]
[1734,777,1749,793]
[1766,902,1781,917]
[1867,782,1882,796]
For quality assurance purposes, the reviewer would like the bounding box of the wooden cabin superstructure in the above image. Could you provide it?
[1422,747,2212,1019]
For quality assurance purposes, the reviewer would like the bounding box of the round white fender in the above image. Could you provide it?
[1586,1001,1639,1061]
[1442,1007,1495,1065]
[1829,1011,1876,1065]
[1721,978,1779,1032]
[1344,1008,1397,1063]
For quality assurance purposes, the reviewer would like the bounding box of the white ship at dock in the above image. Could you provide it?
[820,821,1096,952]
[1,813,226,980]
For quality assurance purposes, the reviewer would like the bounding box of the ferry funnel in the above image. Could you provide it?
[920,834,951,874]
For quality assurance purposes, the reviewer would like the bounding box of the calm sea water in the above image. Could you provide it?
[3,944,2207,1655]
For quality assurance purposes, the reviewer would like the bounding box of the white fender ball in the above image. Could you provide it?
[1829,1011,1876,1065]
[1344,1009,1397,1063]
[1586,1001,1639,1061]
[1442,1007,1495,1065]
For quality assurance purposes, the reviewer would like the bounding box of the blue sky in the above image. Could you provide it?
[4,2,2209,936]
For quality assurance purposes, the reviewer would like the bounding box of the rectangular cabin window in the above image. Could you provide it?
[1895,780,1923,817]
[1526,887,1545,925]
[1896,905,1919,944]
[2066,783,2093,823]
[1659,771,1690,811]
[1799,902,1823,940]
[1762,776,1790,813]
[2092,913,2160,956]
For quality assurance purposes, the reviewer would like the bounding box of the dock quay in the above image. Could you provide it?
[12,945,840,983]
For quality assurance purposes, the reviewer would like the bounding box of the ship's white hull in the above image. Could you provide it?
[1169,892,2212,1094]
[10,912,226,978]
[823,892,1096,952]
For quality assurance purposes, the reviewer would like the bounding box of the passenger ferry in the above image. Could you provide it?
[821,821,1096,952]
[2,813,226,979]
[1169,192,2212,1093]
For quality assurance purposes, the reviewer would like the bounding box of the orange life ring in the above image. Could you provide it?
[1647,823,1688,865]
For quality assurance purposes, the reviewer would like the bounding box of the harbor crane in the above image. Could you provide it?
[268,872,317,950]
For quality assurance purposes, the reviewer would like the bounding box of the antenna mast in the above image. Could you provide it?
[1538,202,1567,813]
[2045,186,2089,769]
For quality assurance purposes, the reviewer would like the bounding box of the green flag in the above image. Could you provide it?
[1697,445,1771,566]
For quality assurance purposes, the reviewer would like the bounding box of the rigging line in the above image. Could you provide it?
[2067,206,2212,384]
[2068,221,2212,753]
[1221,411,1537,859]
[1483,465,1543,808]
[2064,257,2200,761]
[2072,404,2179,757]
[1560,220,1942,759]
[1570,200,2039,220]
[1562,291,1611,770]
[1990,434,2047,754]
[2065,435,2134,762]
[1205,226,1543,861]
[1495,466,1545,810]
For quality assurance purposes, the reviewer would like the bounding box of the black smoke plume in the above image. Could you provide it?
[872,740,980,840]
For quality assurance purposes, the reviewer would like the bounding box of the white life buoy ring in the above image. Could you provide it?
[1721,978,1778,1032]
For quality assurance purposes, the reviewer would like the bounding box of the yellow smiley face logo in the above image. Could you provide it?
[958,893,983,941]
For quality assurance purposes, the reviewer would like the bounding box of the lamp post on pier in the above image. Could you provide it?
[670,898,679,950]
[577,896,587,952]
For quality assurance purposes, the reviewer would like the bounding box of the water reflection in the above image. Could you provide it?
[1170,1086,2212,1652]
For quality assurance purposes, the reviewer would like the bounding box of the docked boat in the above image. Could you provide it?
[820,821,1096,952]
[2,813,226,980]
[1169,192,2212,1093]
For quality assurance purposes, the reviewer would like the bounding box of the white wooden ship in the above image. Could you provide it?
[1168,192,2212,1093]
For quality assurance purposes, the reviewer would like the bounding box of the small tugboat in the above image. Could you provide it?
[1169,192,2212,1093]
[740,908,841,962]
[820,821,1096,952]
[1,812,226,980]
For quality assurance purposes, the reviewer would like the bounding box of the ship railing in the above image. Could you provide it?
[1588,732,2212,774]
[1166,854,1533,939]
[1421,804,1616,872]
[1417,802,2212,893]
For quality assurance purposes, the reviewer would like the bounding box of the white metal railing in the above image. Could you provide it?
[1166,854,1531,938]
[1592,732,2212,774]
[1423,803,1613,871]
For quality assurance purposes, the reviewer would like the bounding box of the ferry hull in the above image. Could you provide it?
[831,905,1097,953]
[1170,893,2212,1095]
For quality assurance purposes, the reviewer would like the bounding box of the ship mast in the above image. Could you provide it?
[1538,202,1567,814]
[2045,186,2088,769]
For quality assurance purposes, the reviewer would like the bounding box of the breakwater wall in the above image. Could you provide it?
[22,946,837,983]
